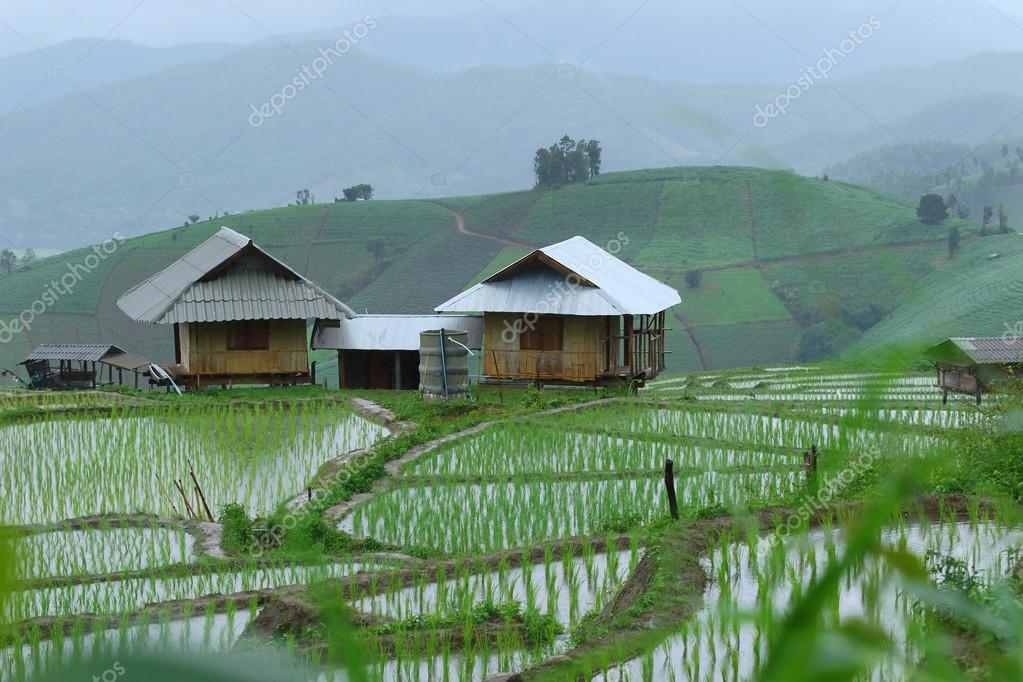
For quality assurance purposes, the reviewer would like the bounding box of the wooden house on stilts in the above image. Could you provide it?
[435,236,680,385]
[117,227,354,388]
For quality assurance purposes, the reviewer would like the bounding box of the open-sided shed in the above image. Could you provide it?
[20,344,155,390]
[312,315,483,389]
[925,336,1023,403]
[117,227,354,388]
[435,236,680,385]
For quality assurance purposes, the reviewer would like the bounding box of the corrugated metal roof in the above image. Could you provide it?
[117,227,354,324]
[313,315,484,351]
[162,269,354,323]
[102,353,154,370]
[934,337,1023,365]
[435,236,680,316]
[24,344,126,362]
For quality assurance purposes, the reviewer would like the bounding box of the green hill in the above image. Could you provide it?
[0,166,975,379]
[851,232,1023,356]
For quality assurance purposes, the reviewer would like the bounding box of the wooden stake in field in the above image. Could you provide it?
[803,444,819,493]
[664,459,679,520]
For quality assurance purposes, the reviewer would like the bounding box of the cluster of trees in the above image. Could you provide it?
[337,184,374,202]
[0,248,35,275]
[295,189,315,205]
[534,136,602,187]
[917,192,1012,258]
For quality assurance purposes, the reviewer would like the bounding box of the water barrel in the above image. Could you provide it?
[419,329,470,399]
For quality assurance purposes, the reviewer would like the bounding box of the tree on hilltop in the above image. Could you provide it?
[916,194,948,225]
[534,136,602,187]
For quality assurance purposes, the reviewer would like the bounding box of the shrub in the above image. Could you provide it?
[218,503,254,555]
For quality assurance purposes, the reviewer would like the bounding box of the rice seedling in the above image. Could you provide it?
[350,546,641,631]
[595,516,1023,681]
[0,403,387,525]
[409,424,800,479]
[342,472,799,554]
[5,558,370,623]
[12,524,193,580]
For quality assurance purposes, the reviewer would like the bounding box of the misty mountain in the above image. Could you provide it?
[3,40,1023,250]
[0,38,240,116]
[258,1,1023,84]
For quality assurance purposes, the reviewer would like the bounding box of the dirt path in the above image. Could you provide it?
[674,311,708,371]
[284,397,409,511]
[431,202,535,250]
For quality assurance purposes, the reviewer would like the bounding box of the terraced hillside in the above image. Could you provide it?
[0,167,974,377]
[851,231,1023,356]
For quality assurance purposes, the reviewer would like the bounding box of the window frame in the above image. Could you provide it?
[227,320,271,351]
[520,316,564,352]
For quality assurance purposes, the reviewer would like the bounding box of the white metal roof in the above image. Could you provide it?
[313,315,484,351]
[117,227,355,324]
[434,236,680,316]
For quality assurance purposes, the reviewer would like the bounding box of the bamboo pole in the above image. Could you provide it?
[189,460,215,522]
[174,479,197,519]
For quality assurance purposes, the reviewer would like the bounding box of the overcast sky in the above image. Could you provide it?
[1,0,459,54]
[2,0,1022,63]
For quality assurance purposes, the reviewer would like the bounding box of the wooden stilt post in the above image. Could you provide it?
[664,459,679,520]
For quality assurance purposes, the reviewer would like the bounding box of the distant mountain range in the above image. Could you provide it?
[2,34,1023,249]
[0,39,239,115]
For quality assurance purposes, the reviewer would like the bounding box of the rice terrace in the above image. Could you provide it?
[2,358,1022,681]
[5,2,1023,680]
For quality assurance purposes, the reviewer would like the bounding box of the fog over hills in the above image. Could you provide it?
[2,0,1023,249]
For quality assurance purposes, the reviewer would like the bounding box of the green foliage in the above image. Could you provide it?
[338,184,374,202]
[596,511,645,534]
[534,136,601,187]
[218,503,254,555]
[683,269,702,289]
[369,600,561,647]
[917,193,950,225]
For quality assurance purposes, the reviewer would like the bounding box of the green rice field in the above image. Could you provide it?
[2,366,1019,681]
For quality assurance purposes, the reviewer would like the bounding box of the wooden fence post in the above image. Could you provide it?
[664,459,679,520]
